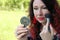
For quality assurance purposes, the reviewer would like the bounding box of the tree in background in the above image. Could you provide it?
[0,0,59,10]
[0,0,30,10]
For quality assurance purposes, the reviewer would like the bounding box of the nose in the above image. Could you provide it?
[39,9,43,16]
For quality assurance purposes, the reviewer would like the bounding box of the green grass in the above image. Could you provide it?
[0,10,28,40]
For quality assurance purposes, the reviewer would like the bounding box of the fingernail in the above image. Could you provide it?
[25,30,28,31]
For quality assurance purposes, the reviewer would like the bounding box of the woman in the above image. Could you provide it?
[15,0,60,40]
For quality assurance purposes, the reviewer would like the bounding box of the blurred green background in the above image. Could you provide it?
[0,0,60,40]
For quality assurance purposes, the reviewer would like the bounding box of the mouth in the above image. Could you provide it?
[38,17,45,21]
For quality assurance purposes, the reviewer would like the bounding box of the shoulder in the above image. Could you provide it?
[50,24,60,40]
[53,33,60,40]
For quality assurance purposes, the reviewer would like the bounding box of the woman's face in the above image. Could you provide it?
[33,0,50,24]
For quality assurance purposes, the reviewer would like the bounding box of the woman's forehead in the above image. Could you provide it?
[33,0,45,6]
[33,0,41,3]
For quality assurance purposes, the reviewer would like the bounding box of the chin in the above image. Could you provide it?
[39,21,45,23]
[38,19,46,24]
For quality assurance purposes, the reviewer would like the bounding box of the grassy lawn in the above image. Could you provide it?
[0,10,28,40]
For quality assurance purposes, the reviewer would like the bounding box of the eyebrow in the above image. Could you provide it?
[33,5,46,8]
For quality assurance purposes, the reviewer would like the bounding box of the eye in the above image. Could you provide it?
[43,7,47,9]
[33,7,38,10]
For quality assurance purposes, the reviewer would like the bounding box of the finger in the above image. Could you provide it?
[46,18,50,26]
[43,18,50,30]
[17,33,27,39]
[43,18,50,32]
[16,24,26,31]
[15,28,27,36]
[16,30,28,35]
[16,28,27,31]
[17,24,24,28]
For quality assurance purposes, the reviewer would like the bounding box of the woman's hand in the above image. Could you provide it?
[15,24,28,40]
[40,18,53,40]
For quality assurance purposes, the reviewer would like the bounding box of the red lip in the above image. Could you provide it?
[38,17,44,20]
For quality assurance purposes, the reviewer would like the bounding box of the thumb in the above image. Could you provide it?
[46,18,50,26]
[44,18,50,30]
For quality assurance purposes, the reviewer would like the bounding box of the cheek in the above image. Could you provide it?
[33,10,40,15]
[33,11,37,18]
[33,10,37,18]
[42,9,50,15]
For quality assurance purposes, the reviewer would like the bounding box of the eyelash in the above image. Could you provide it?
[33,7,47,10]
[33,8,38,10]
[43,7,47,9]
